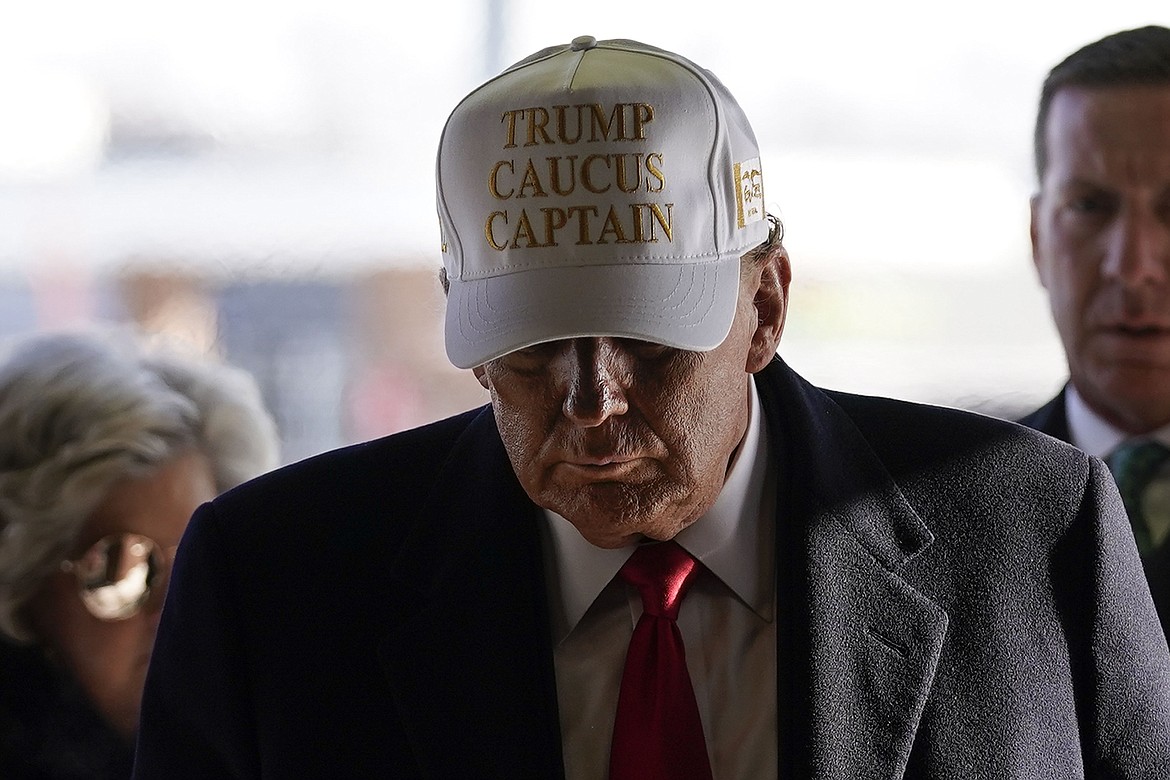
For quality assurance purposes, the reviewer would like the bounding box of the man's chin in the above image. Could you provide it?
[1082,365,1170,432]
[563,508,703,549]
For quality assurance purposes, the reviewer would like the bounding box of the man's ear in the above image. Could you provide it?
[746,246,791,373]
[472,365,489,390]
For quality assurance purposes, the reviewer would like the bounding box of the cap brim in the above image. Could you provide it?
[445,256,742,369]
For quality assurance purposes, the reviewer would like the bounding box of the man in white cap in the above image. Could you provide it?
[134,36,1170,778]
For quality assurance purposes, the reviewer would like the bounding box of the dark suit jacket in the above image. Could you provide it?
[0,637,133,779]
[134,360,1170,778]
[1020,387,1170,636]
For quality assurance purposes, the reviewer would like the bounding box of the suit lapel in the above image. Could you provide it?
[797,483,948,778]
[760,361,948,778]
[377,407,564,778]
[377,362,952,777]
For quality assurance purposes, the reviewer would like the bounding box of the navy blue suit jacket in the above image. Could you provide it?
[134,360,1170,778]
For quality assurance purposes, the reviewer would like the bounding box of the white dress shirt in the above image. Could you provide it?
[1066,386,1170,546]
[541,381,778,780]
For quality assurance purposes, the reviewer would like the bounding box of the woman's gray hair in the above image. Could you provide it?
[0,327,280,641]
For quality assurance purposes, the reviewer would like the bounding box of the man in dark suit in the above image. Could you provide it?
[1020,26,1170,633]
[134,36,1170,778]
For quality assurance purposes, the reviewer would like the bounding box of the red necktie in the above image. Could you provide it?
[609,540,713,780]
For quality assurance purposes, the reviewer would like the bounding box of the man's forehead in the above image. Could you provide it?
[1045,85,1170,184]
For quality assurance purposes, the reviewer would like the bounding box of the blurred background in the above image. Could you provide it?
[1,0,1165,463]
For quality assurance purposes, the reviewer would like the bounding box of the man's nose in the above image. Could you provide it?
[561,339,630,426]
[1102,206,1170,286]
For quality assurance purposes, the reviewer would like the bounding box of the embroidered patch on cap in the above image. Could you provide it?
[733,157,764,229]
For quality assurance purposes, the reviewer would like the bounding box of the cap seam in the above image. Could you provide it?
[455,249,755,280]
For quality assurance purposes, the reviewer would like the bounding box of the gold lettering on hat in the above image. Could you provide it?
[581,154,612,194]
[499,106,555,148]
[526,107,553,146]
[512,209,540,246]
[588,103,653,142]
[489,160,515,199]
[733,158,765,228]
[501,111,520,149]
[596,206,628,244]
[613,153,646,194]
[553,105,585,144]
[595,204,673,244]
[517,159,548,198]
[632,103,653,139]
[568,205,601,245]
[547,155,578,196]
[645,153,665,193]
[484,202,672,250]
[485,211,509,250]
[482,102,671,254]
[491,153,664,200]
[501,103,654,148]
[632,202,673,242]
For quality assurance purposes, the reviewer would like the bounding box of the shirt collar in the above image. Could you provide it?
[544,380,773,641]
[1065,385,1170,457]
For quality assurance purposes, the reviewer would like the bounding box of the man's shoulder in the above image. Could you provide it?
[211,404,497,516]
[826,387,1039,440]
[756,359,1081,473]
[823,387,1087,482]
[814,389,1106,554]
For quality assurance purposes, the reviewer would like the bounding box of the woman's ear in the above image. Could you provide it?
[745,245,791,373]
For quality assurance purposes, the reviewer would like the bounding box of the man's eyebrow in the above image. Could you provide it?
[1053,176,1110,191]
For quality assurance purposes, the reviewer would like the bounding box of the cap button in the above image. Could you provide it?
[570,35,598,51]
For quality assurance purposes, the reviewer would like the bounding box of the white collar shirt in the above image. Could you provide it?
[541,380,778,780]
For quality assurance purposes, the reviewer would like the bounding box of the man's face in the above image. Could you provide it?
[474,250,788,548]
[1031,85,1170,433]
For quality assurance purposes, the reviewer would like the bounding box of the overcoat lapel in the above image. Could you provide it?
[377,360,951,777]
[377,407,564,778]
[760,360,949,778]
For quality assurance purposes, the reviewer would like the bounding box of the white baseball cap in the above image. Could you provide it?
[436,36,769,369]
